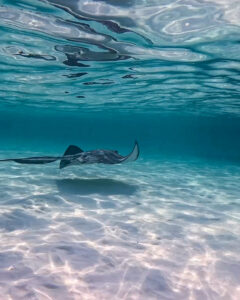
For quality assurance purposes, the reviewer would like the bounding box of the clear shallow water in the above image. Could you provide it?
[0,158,240,299]
[0,0,240,299]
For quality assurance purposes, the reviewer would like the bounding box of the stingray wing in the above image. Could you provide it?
[121,141,140,163]
[59,145,84,169]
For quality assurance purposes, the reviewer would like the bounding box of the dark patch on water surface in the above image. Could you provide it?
[46,0,134,33]
[122,74,137,79]
[63,54,90,67]
[83,81,114,86]
[55,45,131,65]
[64,72,88,78]
[83,82,97,86]
[95,0,136,7]
[15,51,56,61]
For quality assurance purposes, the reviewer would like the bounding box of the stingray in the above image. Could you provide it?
[0,141,139,169]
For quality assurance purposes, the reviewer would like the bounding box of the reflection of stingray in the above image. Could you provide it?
[46,0,134,33]
[56,178,137,196]
[63,72,87,78]
[56,45,131,66]
[16,51,56,61]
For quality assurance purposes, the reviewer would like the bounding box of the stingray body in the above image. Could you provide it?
[0,141,139,169]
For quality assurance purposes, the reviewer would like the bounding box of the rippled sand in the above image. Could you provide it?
[0,155,239,299]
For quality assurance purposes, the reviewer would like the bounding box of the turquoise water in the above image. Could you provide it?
[0,0,240,299]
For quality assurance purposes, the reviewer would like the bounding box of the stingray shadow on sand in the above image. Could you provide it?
[56,178,138,196]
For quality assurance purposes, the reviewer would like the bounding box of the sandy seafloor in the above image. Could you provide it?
[0,153,239,300]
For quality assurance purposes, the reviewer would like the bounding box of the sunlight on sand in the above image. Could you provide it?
[0,157,239,299]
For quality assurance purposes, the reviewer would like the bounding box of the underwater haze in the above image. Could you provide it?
[0,0,240,299]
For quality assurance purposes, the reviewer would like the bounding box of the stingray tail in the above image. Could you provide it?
[0,157,59,164]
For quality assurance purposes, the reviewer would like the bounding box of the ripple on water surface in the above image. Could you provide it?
[0,0,240,114]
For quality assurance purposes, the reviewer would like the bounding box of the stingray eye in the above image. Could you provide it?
[114,150,119,153]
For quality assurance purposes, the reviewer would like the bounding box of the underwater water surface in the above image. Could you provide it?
[0,0,240,299]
